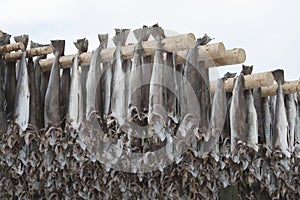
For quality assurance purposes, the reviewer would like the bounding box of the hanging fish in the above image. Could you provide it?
[86,35,107,120]
[31,41,48,129]
[0,58,6,133]
[178,42,202,138]
[14,35,30,131]
[44,40,65,128]
[253,88,264,144]
[245,86,258,151]
[140,25,151,116]
[0,32,10,133]
[230,71,246,153]
[128,28,147,120]
[5,61,16,119]
[201,77,227,153]
[285,93,297,151]
[79,39,89,119]
[68,39,87,130]
[148,25,168,141]
[164,51,177,123]
[27,57,38,128]
[97,34,110,119]
[262,97,273,148]
[243,65,258,151]
[272,69,290,157]
[222,72,237,140]
[110,29,130,127]
[295,95,300,155]
[40,70,50,128]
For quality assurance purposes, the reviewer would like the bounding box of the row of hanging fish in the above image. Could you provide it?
[1,26,300,159]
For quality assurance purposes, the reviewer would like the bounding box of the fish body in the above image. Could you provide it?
[253,88,264,143]
[230,73,246,153]
[40,71,50,127]
[5,61,16,118]
[0,55,7,133]
[44,40,65,127]
[14,51,30,131]
[27,58,38,128]
[110,29,129,127]
[245,89,258,151]
[262,97,272,148]
[86,36,106,119]
[60,68,70,124]
[13,35,29,131]
[285,93,297,150]
[148,26,167,140]
[164,52,178,122]
[68,39,87,129]
[272,70,290,157]
[202,78,226,152]
[97,34,110,118]
[128,28,147,120]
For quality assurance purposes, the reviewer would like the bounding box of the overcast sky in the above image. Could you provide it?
[1,0,299,80]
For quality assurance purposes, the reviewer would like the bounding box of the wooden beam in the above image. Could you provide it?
[0,42,25,54]
[4,46,53,60]
[38,43,245,72]
[38,33,196,71]
[210,71,275,93]
[176,47,245,68]
[211,48,246,67]
[261,80,300,97]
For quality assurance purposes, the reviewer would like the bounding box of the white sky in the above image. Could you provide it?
[1,0,299,80]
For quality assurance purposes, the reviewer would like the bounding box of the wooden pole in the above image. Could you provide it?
[210,71,275,93]
[212,48,246,67]
[4,46,53,60]
[176,47,245,68]
[37,33,196,71]
[38,43,245,72]
[0,43,25,54]
[261,80,300,97]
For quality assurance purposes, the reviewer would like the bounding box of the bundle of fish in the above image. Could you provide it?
[1,25,300,199]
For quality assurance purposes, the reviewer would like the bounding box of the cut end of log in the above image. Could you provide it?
[212,48,246,67]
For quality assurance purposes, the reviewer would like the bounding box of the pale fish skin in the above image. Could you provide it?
[272,70,290,157]
[110,30,129,127]
[68,49,83,130]
[230,73,246,153]
[44,40,64,127]
[148,26,167,141]
[86,35,107,120]
[262,97,273,148]
[245,89,259,151]
[128,28,146,120]
[201,78,226,153]
[14,51,30,131]
[285,93,297,151]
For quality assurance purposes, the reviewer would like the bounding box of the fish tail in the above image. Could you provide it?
[0,31,11,45]
[272,69,284,84]
[14,34,29,50]
[51,40,65,56]
[74,38,88,53]
[133,28,148,43]
[141,26,151,41]
[112,29,130,47]
[30,41,49,49]
[98,34,109,48]
[149,23,165,41]
[242,64,253,75]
